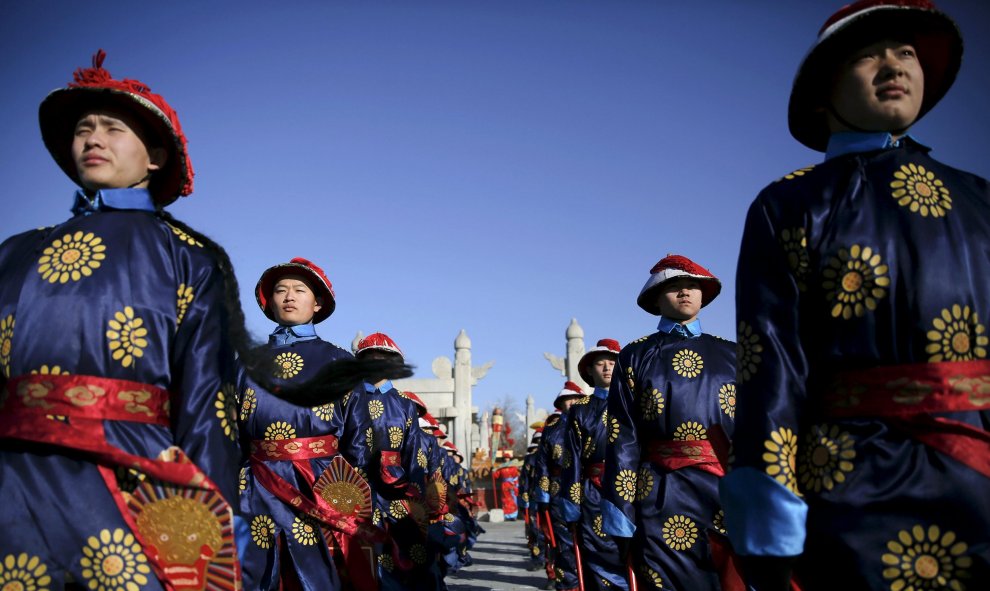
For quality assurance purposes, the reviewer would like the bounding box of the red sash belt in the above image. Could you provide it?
[826,360,990,478]
[1,374,241,590]
[647,439,725,477]
[249,443,384,543]
[250,434,339,461]
[3,373,170,424]
[583,461,604,488]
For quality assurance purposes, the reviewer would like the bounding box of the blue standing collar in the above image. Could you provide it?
[72,188,156,216]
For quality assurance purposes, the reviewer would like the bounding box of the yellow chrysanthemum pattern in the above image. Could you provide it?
[166,222,203,247]
[736,322,763,383]
[719,383,736,418]
[569,482,582,504]
[608,416,620,443]
[31,365,67,376]
[713,510,726,535]
[593,514,606,538]
[410,544,427,565]
[176,284,194,326]
[671,349,703,378]
[640,388,665,420]
[582,435,595,460]
[625,366,635,391]
[388,426,404,449]
[550,480,560,496]
[379,553,394,572]
[251,515,275,549]
[369,399,385,420]
[239,467,248,491]
[798,424,856,494]
[779,227,810,291]
[538,476,550,493]
[292,515,319,545]
[763,427,800,495]
[639,565,664,589]
[552,444,563,461]
[273,352,304,379]
[822,245,890,320]
[106,307,147,368]
[778,165,815,181]
[313,402,333,421]
[417,449,428,468]
[673,421,707,441]
[0,553,51,591]
[240,387,257,418]
[214,383,238,441]
[37,231,106,284]
[891,163,952,218]
[365,427,374,450]
[615,469,637,503]
[926,304,988,362]
[390,500,409,519]
[636,467,654,502]
[0,315,14,378]
[881,524,972,590]
[264,421,296,440]
[662,515,699,551]
[79,528,151,591]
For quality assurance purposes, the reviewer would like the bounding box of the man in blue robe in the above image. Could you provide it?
[721,1,990,588]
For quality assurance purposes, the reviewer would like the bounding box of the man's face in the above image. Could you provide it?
[270,274,322,325]
[587,354,616,389]
[828,39,925,136]
[656,278,703,323]
[71,111,162,191]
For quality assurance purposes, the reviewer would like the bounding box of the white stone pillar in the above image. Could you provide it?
[565,318,589,392]
[453,329,473,455]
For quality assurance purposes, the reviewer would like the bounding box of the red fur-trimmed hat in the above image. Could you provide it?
[553,381,585,410]
[637,254,721,315]
[789,0,962,151]
[577,338,621,384]
[256,257,336,324]
[356,332,404,361]
[401,391,428,417]
[39,50,194,205]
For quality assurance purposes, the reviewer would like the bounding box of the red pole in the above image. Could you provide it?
[571,524,586,591]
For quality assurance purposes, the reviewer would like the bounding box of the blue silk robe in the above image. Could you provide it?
[722,139,990,589]
[538,412,581,591]
[602,329,736,591]
[561,388,629,591]
[0,198,241,589]
[237,335,358,590]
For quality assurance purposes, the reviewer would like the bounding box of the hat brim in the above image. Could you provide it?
[256,262,336,324]
[788,6,962,152]
[38,87,189,205]
[637,276,721,316]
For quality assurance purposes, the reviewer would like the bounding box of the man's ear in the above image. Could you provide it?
[314,297,323,313]
[148,147,167,172]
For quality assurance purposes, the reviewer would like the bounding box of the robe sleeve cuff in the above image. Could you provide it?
[601,498,636,537]
[720,467,807,557]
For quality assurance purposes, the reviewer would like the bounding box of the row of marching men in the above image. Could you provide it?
[238,256,483,589]
[519,253,738,591]
[0,49,475,591]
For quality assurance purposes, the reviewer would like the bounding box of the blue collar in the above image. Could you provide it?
[364,380,394,394]
[824,131,919,162]
[657,316,702,338]
[72,188,157,216]
[269,322,318,347]
[592,386,608,400]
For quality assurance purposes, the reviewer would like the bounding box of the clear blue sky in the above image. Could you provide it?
[3,1,988,413]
